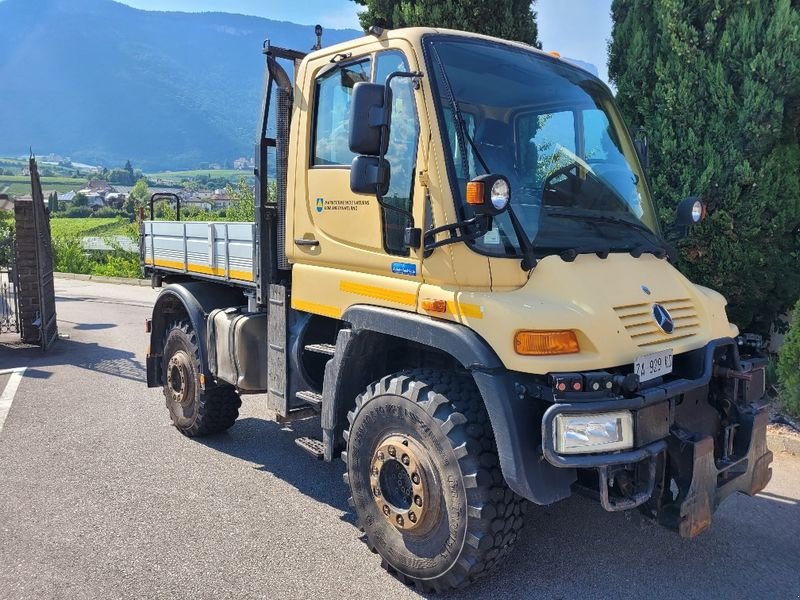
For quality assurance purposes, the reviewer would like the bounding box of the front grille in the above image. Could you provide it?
[614,298,701,349]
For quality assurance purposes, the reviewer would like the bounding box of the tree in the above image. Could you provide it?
[778,299,800,418]
[351,0,540,47]
[224,177,256,222]
[124,159,134,182]
[609,0,800,335]
[124,177,150,217]
[73,192,89,207]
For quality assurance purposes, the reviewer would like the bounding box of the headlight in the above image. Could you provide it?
[553,411,633,454]
[490,178,510,211]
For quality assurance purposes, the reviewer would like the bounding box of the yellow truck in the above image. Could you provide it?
[142,26,773,592]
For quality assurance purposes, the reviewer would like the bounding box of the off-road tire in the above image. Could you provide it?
[342,369,526,592]
[162,320,241,437]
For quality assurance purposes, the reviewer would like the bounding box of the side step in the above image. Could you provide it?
[304,343,335,356]
[295,436,325,460]
[296,390,322,410]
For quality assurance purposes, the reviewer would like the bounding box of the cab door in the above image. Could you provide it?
[291,44,425,317]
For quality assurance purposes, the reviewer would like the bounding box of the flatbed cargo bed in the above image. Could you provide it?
[141,220,256,287]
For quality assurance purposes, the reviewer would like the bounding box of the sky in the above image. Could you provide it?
[118,0,614,83]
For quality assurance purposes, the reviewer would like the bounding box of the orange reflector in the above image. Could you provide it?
[466,181,484,205]
[548,51,561,58]
[514,331,579,356]
[421,299,447,313]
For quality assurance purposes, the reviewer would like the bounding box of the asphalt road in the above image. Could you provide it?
[0,278,798,600]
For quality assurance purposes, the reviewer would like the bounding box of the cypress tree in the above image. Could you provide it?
[351,0,540,47]
[609,0,800,335]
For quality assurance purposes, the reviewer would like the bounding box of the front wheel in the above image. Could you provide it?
[162,320,241,437]
[342,369,526,592]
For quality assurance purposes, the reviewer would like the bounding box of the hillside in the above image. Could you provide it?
[0,0,361,169]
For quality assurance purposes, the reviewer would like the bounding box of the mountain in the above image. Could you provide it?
[0,0,361,169]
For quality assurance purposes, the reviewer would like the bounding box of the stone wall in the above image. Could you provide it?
[14,196,57,345]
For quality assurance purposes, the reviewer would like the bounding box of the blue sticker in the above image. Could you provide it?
[315,197,324,213]
[391,262,417,276]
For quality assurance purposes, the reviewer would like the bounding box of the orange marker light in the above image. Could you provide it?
[514,331,579,356]
[548,51,561,58]
[422,299,447,313]
[466,181,484,205]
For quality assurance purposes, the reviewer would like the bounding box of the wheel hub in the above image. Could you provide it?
[167,351,192,406]
[370,435,430,532]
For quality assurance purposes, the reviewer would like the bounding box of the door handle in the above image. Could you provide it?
[294,238,320,247]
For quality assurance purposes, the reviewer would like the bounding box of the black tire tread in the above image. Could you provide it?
[342,368,526,593]
[163,320,241,437]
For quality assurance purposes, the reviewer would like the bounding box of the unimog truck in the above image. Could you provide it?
[142,26,773,592]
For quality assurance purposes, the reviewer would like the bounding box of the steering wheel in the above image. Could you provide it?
[542,162,582,205]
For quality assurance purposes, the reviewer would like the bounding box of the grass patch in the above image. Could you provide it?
[0,176,87,196]
[146,169,248,180]
[50,217,135,238]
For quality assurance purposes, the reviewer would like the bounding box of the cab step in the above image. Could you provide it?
[295,436,325,460]
[304,343,336,356]
[296,389,322,410]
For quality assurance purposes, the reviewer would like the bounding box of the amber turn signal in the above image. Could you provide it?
[465,181,485,205]
[514,330,579,356]
[421,299,447,313]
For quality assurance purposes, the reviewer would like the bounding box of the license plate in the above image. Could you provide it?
[634,348,673,382]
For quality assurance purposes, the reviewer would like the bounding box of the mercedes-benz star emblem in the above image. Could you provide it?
[652,304,674,334]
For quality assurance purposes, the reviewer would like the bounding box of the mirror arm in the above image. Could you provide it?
[423,216,488,256]
[506,206,537,271]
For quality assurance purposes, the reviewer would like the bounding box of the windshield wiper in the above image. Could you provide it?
[544,210,669,258]
[430,47,537,271]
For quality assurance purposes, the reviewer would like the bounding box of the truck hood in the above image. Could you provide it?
[456,253,737,374]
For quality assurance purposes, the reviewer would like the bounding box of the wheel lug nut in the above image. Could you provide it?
[377,452,384,461]
[388,446,396,457]
[371,466,379,476]
[373,487,381,497]
[396,515,404,526]
[408,512,417,522]
[414,495,422,507]
[411,473,420,485]
[401,454,410,466]
[383,505,390,515]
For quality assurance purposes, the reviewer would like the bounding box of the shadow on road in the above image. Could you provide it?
[196,415,353,518]
[0,337,144,382]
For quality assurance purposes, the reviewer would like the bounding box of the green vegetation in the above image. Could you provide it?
[50,217,135,238]
[146,169,246,180]
[0,175,88,196]
[351,0,540,46]
[52,236,141,279]
[0,210,14,266]
[778,300,800,418]
[609,0,800,335]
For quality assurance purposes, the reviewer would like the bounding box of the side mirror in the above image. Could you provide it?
[675,196,706,226]
[348,82,391,156]
[350,156,390,196]
[466,174,511,216]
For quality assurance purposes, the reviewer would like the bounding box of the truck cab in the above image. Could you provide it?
[142,27,773,593]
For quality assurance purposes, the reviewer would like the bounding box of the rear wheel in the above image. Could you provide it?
[342,369,526,592]
[162,320,241,436]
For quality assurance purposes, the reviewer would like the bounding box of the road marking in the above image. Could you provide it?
[0,367,26,433]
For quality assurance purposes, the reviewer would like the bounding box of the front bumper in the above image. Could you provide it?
[537,338,773,536]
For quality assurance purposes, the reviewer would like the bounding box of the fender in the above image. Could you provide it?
[326,305,574,505]
[146,282,244,388]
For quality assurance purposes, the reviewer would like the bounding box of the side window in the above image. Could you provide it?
[375,51,419,256]
[312,59,371,166]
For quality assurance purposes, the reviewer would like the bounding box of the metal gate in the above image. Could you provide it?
[0,240,18,335]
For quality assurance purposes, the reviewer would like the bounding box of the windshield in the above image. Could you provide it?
[425,36,662,258]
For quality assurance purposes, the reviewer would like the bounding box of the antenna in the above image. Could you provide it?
[313,24,323,51]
